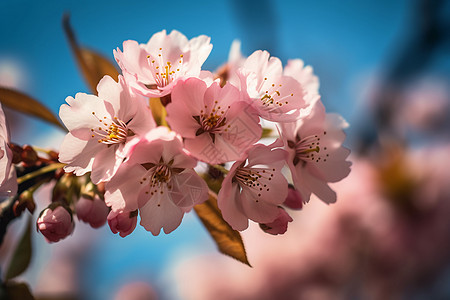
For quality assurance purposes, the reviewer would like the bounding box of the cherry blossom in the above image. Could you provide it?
[0,103,17,198]
[278,98,351,204]
[37,206,74,243]
[107,210,137,238]
[236,50,307,122]
[217,144,288,231]
[166,77,262,164]
[76,195,109,228]
[59,75,155,184]
[283,184,303,210]
[283,59,320,96]
[114,30,212,98]
[259,207,293,235]
[105,127,208,236]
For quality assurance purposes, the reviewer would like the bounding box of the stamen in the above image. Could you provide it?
[90,113,131,145]
[291,132,329,165]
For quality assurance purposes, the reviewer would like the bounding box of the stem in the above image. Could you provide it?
[31,146,50,154]
[17,163,65,185]
[212,164,229,175]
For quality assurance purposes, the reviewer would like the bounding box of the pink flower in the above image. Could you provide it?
[37,206,74,243]
[105,127,208,236]
[166,77,262,164]
[76,195,109,228]
[236,50,307,122]
[59,75,155,184]
[107,210,137,238]
[283,184,303,210]
[114,30,212,98]
[259,207,293,235]
[114,282,157,300]
[0,103,17,198]
[217,144,289,231]
[278,98,351,204]
[283,59,320,96]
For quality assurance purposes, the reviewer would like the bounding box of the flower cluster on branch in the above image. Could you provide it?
[0,29,351,263]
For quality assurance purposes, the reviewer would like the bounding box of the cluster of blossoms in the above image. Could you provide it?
[37,30,351,241]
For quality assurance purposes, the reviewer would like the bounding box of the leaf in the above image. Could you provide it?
[1,281,35,300]
[63,14,119,94]
[0,87,65,130]
[194,191,251,266]
[5,217,33,280]
[149,98,168,127]
[261,127,273,138]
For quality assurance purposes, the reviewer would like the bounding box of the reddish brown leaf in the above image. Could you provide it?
[63,14,119,94]
[194,190,251,266]
[0,87,65,130]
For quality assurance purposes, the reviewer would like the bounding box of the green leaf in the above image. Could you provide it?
[0,87,65,130]
[63,14,119,94]
[1,281,35,300]
[5,217,33,281]
[194,191,251,266]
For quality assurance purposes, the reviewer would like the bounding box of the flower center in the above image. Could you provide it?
[193,101,231,143]
[288,131,328,165]
[150,164,172,185]
[147,48,184,88]
[91,113,132,145]
[258,78,294,110]
[234,165,276,201]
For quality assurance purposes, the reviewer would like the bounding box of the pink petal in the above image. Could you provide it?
[105,163,147,211]
[139,188,184,236]
[217,179,249,231]
[59,134,101,176]
[169,169,208,210]
[239,188,280,224]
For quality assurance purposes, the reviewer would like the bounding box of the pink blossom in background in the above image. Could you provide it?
[105,127,208,235]
[166,77,262,164]
[107,210,137,238]
[236,50,307,122]
[75,195,109,228]
[217,144,288,231]
[37,206,74,243]
[278,98,351,204]
[114,30,212,98]
[174,148,450,299]
[219,40,246,86]
[114,281,158,300]
[59,75,155,184]
[0,102,17,198]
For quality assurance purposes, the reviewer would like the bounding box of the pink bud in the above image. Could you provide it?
[283,184,303,210]
[37,206,74,243]
[107,210,137,238]
[259,207,293,235]
[76,196,109,228]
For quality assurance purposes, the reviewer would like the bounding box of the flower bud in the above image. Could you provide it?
[37,205,74,243]
[283,184,303,210]
[107,210,137,238]
[9,143,23,164]
[21,145,38,166]
[259,207,293,235]
[76,195,109,228]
